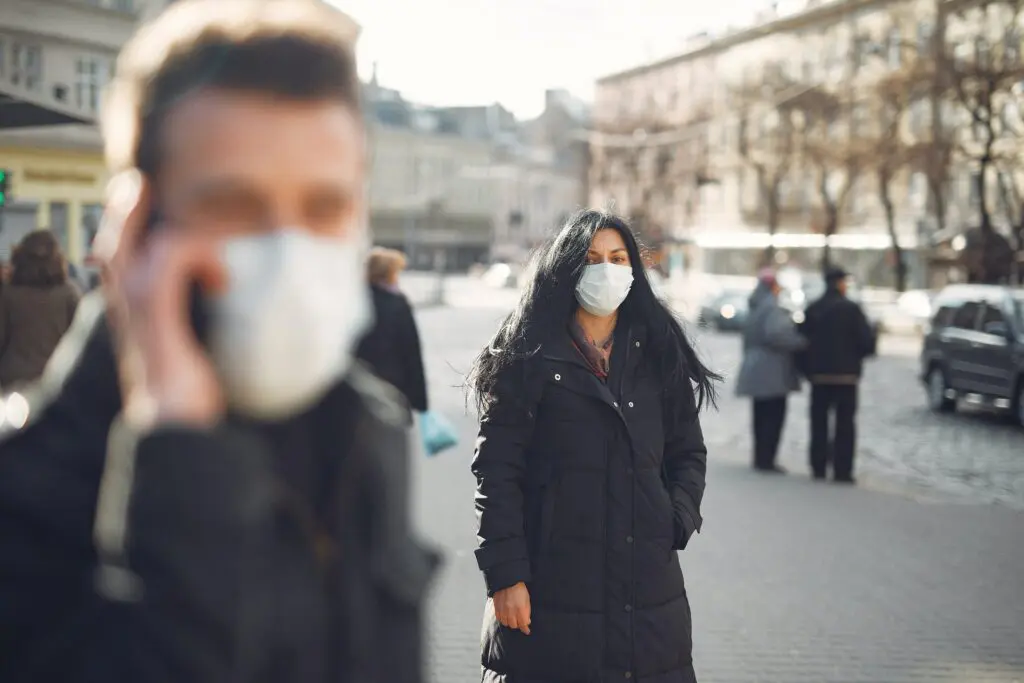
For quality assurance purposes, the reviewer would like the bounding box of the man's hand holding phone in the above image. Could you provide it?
[96,171,227,430]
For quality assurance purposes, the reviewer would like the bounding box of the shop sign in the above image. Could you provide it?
[22,169,99,185]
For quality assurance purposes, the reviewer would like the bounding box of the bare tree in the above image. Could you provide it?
[589,102,712,252]
[732,61,801,265]
[861,10,937,292]
[790,83,870,269]
[939,0,1024,282]
[868,70,913,291]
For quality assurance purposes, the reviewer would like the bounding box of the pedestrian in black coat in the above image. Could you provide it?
[469,209,720,683]
[357,247,429,421]
[799,266,877,483]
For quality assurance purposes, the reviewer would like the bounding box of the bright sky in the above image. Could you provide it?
[335,0,768,118]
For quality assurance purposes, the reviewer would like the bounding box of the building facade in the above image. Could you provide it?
[590,0,1015,286]
[364,79,589,270]
[0,0,152,263]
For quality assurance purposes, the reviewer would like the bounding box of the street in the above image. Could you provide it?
[408,295,1024,683]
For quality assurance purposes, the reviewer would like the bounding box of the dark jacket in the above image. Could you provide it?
[471,324,707,683]
[735,282,806,399]
[0,282,80,388]
[0,293,438,683]
[356,285,428,415]
[798,289,876,382]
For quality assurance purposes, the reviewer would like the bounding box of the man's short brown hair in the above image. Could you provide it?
[102,0,361,176]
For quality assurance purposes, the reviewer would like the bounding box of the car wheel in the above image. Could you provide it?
[926,366,956,413]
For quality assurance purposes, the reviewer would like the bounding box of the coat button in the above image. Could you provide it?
[626,467,634,475]
[628,401,634,408]
[625,673,633,679]
[624,604,632,612]
[635,341,640,348]
[626,535,633,543]
[554,374,561,381]
[613,401,619,408]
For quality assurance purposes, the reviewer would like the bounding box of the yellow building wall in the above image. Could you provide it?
[0,146,108,265]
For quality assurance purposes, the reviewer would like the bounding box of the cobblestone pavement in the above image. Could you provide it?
[411,304,1024,683]
[689,327,1024,512]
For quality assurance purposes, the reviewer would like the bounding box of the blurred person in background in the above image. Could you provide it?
[799,266,876,484]
[0,2,437,682]
[0,230,81,391]
[469,209,718,683]
[735,269,806,474]
[356,247,428,423]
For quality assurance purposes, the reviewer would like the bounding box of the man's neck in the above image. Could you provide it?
[575,307,617,345]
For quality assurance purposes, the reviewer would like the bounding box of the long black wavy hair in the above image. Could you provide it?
[468,209,719,413]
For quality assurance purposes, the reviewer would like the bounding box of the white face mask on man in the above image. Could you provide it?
[575,263,634,318]
[206,228,373,421]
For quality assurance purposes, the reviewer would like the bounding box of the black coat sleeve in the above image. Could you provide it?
[470,362,540,595]
[84,420,324,683]
[853,304,877,358]
[398,298,429,413]
[662,378,708,551]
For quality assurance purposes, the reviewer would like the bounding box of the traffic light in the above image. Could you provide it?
[0,169,9,208]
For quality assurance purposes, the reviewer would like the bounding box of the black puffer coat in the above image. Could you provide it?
[472,324,708,683]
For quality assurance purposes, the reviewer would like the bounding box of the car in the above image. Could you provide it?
[697,289,750,332]
[919,284,1024,425]
[481,262,518,289]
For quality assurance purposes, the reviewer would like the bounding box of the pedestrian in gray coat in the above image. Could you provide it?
[735,269,806,473]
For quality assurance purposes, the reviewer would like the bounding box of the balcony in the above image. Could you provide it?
[0,0,139,52]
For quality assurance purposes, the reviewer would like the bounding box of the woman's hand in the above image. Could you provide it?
[493,581,531,635]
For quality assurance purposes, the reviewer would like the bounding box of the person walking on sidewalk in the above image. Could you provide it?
[469,209,719,683]
[0,230,81,391]
[357,247,429,425]
[799,266,876,483]
[735,269,806,474]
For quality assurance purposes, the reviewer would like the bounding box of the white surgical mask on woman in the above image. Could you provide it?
[206,228,373,421]
[575,263,634,318]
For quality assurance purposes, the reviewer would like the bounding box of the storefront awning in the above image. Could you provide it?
[0,93,92,129]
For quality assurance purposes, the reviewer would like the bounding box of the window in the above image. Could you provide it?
[951,301,982,330]
[916,21,933,55]
[979,303,1007,333]
[75,57,108,112]
[1004,29,1020,66]
[888,27,902,68]
[11,43,42,90]
[909,98,928,135]
[931,305,957,329]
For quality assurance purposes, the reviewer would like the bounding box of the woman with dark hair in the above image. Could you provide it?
[0,229,80,389]
[469,209,718,683]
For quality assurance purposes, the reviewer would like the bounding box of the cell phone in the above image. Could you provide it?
[146,205,211,348]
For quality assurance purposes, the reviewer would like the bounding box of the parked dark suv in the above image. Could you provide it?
[920,284,1024,425]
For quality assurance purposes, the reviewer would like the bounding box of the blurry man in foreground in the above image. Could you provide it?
[0,1,437,681]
